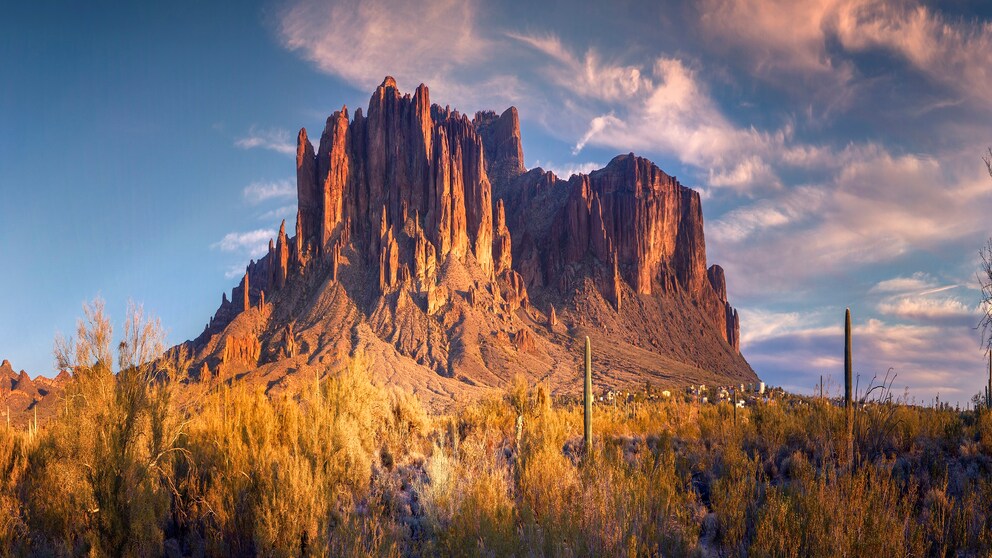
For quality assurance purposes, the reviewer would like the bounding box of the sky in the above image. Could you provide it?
[2,0,991,406]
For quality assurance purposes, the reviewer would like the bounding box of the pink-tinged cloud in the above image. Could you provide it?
[698,0,992,105]
[877,296,976,324]
[745,314,986,405]
[709,147,991,297]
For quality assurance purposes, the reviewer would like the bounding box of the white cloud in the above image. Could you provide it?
[710,186,824,243]
[738,308,808,346]
[532,160,602,179]
[507,32,650,103]
[877,296,976,323]
[276,0,522,111]
[212,229,275,259]
[224,264,249,280]
[235,126,295,155]
[258,204,297,223]
[243,179,295,205]
[870,272,938,294]
[536,50,794,192]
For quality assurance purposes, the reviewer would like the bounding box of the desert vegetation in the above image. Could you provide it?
[2,303,992,557]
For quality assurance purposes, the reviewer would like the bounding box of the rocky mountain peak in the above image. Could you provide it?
[188,77,753,408]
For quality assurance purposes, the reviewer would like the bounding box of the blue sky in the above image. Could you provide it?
[2,0,991,405]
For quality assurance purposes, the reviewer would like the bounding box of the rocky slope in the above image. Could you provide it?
[0,359,69,428]
[182,77,755,409]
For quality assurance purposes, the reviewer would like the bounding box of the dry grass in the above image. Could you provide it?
[2,302,992,555]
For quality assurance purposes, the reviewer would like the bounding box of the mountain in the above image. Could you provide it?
[182,77,756,408]
[0,359,68,428]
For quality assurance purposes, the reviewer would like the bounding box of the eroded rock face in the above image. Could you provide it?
[499,152,741,350]
[473,107,525,186]
[296,76,497,282]
[189,77,753,405]
[222,334,260,368]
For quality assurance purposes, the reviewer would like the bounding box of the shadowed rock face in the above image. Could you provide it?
[186,77,754,410]
[494,153,740,351]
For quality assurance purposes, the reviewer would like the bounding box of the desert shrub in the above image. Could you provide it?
[22,300,183,557]
[6,309,992,557]
[180,356,428,557]
[0,427,28,551]
[751,458,923,557]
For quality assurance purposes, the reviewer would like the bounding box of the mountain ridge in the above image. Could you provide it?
[180,76,755,408]
[3,76,757,419]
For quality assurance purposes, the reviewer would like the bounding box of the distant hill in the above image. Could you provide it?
[0,359,68,428]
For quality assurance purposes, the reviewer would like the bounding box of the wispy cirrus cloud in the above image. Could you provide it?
[877,296,976,324]
[235,126,295,155]
[276,0,525,111]
[870,272,940,294]
[258,204,297,223]
[709,147,990,298]
[211,229,275,259]
[243,179,295,205]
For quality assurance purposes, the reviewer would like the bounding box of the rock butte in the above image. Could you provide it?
[179,77,756,408]
[3,76,757,418]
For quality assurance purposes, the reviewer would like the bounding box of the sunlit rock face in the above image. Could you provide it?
[186,77,754,410]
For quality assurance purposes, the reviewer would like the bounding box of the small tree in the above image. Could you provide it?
[33,299,190,556]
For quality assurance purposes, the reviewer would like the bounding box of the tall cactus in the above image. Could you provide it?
[987,350,991,411]
[845,308,854,466]
[584,336,592,456]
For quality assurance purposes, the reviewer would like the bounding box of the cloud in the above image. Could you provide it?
[235,126,295,155]
[698,0,992,106]
[710,186,824,243]
[532,160,603,179]
[224,264,250,280]
[746,314,985,404]
[708,146,992,297]
[877,296,976,324]
[870,272,975,325]
[243,179,295,205]
[510,34,875,194]
[738,308,808,347]
[512,42,794,192]
[212,229,275,259]
[258,204,297,223]
[276,0,522,111]
[507,32,650,103]
[870,272,938,294]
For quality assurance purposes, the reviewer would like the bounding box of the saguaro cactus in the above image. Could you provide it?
[845,308,854,465]
[584,336,592,455]
[987,350,991,411]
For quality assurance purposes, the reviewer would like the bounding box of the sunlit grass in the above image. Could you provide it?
[2,308,992,556]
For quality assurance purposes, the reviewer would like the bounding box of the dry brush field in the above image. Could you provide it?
[2,305,992,556]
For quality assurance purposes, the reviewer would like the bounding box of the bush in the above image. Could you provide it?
[3,303,992,556]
